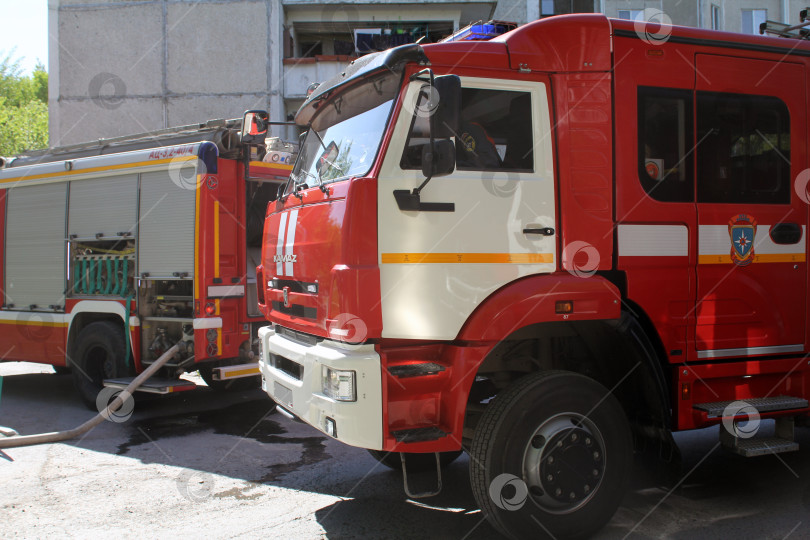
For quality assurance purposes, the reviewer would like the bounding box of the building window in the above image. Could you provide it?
[711,4,721,30]
[543,0,596,17]
[637,87,694,203]
[618,9,644,21]
[402,87,534,172]
[696,92,790,204]
[741,9,767,34]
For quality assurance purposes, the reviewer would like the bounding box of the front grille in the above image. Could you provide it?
[270,353,303,380]
[272,301,317,319]
[267,278,318,294]
[276,325,322,346]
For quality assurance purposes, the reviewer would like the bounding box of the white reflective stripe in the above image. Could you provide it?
[276,211,288,276]
[697,344,804,359]
[617,224,688,257]
[285,208,299,277]
[207,285,245,298]
[193,317,222,329]
[698,224,806,255]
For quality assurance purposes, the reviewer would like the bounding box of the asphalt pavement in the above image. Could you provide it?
[1,361,808,539]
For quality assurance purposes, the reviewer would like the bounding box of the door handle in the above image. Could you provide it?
[770,222,802,245]
[523,227,555,236]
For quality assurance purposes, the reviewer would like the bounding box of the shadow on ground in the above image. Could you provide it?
[1,367,809,539]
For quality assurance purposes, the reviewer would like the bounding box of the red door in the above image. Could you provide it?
[694,54,807,359]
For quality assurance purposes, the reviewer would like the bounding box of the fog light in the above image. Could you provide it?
[324,417,337,438]
[322,366,356,401]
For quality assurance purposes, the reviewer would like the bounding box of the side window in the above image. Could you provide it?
[637,87,694,203]
[697,92,790,204]
[401,87,534,172]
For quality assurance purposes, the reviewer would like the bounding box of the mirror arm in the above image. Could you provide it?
[413,172,433,197]
[413,70,437,197]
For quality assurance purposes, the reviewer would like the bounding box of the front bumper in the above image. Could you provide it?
[258,324,383,450]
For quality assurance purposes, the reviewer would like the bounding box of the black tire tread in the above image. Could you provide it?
[470,370,569,537]
[71,321,128,408]
[469,370,631,540]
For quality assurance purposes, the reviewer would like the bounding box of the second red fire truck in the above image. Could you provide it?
[0,118,291,405]
[254,13,810,539]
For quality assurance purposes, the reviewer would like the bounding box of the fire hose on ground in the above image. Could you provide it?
[0,344,180,449]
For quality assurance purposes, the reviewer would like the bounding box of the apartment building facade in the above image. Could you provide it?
[47,1,804,146]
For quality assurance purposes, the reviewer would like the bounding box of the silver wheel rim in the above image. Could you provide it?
[522,412,607,514]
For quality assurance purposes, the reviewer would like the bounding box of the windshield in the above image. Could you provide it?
[288,71,400,193]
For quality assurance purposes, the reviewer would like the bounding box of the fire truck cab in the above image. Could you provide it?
[256,14,810,538]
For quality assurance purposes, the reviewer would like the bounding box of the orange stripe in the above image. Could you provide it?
[250,161,293,172]
[698,253,806,264]
[0,319,68,327]
[0,156,198,185]
[194,175,202,304]
[221,367,261,379]
[381,253,554,264]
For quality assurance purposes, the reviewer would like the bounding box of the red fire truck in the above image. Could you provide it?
[254,13,810,538]
[0,118,291,405]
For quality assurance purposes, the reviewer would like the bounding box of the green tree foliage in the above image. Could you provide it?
[0,52,48,156]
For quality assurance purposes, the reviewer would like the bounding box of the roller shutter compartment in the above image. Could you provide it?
[138,169,196,278]
[5,183,68,309]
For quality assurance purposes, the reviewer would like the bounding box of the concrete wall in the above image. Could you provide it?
[49,0,497,146]
[49,0,284,146]
[49,0,810,147]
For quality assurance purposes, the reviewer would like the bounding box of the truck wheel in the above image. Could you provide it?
[469,371,632,540]
[367,449,463,472]
[71,321,130,408]
[198,364,261,392]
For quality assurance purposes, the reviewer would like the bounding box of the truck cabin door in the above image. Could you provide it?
[376,76,557,341]
[693,55,807,360]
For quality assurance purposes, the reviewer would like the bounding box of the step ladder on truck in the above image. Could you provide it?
[250,12,810,540]
[0,113,295,405]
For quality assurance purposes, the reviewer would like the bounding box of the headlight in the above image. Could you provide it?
[321,366,356,401]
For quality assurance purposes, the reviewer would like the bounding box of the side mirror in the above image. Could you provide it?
[421,139,455,178]
[241,110,269,145]
[391,73,461,213]
[430,75,461,139]
[316,141,339,178]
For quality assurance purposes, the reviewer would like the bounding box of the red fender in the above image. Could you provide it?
[457,273,621,343]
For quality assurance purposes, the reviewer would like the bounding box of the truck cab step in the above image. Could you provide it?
[103,377,197,395]
[722,436,799,457]
[694,396,808,418]
[720,415,800,457]
[392,426,448,443]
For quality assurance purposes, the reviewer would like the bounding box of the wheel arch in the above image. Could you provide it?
[67,301,134,367]
[461,308,674,454]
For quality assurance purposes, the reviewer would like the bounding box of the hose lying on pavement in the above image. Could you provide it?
[0,344,180,449]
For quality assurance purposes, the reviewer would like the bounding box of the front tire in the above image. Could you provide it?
[71,321,131,408]
[470,371,632,540]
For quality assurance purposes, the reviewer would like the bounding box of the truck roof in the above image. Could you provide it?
[4,118,243,169]
[295,11,810,123]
